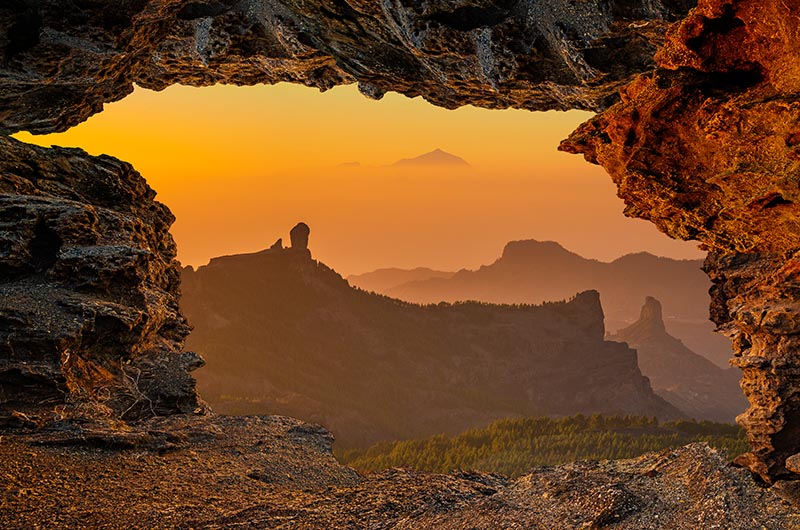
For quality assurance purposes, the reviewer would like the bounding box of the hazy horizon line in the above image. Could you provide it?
[181,236,705,277]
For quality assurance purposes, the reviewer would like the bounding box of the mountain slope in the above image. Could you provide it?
[347,267,455,293]
[609,297,747,422]
[351,240,731,367]
[181,231,680,447]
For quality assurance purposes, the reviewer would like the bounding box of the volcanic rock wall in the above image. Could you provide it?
[0,136,203,425]
[560,0,800,483]
[1,0,799,485]
[0,0,692,135]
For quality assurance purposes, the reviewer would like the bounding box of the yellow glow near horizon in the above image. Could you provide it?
[15,83,704,274]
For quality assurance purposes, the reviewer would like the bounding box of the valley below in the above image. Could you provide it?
[181,232,683,448]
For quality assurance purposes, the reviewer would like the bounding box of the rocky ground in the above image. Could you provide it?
[0,414,796,529]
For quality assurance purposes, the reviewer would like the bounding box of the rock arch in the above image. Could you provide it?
[1,0,798,483]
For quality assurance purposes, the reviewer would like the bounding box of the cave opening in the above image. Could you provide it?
[9,80,749,457]
[14,82,703,274]
[28,219,62,273]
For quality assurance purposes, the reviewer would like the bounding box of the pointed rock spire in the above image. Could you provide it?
[638,296,666,334]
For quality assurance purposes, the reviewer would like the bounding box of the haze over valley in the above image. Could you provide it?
[350,238,733,368]
[181,224,744,451]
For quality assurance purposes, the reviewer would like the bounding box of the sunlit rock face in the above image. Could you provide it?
[705,251,800,483]
[0,0,694,135]
[561,0,800,482]
[0,136,203,425]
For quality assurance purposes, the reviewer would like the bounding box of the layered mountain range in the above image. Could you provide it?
[181,227,679,447]
[349,239,732,367]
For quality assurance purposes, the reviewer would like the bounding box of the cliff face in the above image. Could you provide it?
[704,251,800,483]
[560,0,800,482]
[181,240,679,447]
[0,0,694,135]
[0,136,203,427]
[609,297,747,422]
[560,1,800,256]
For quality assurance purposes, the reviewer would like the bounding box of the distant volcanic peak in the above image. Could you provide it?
[611,252,660,264]
[391,149,470,167]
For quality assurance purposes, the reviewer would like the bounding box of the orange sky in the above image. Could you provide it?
[15,83,704,274]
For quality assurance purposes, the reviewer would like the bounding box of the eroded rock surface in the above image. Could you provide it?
[0,0,694,135]
[560,0,800,483]
[0,136,203,426]
[561,1,800,256]
[705,251,800,483]
[0,421,795,529]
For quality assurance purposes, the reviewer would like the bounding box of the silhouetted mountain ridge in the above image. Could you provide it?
[347,267,455,294]
[182,226,681,447]
[349,239,732,368]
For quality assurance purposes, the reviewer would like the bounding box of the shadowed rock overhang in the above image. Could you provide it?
[1,0,799,488]
[0,0,693,134]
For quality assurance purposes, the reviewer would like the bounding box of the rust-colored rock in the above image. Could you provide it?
[704,250,800,482]
[0,136,203,426]
[561,0,800,482]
